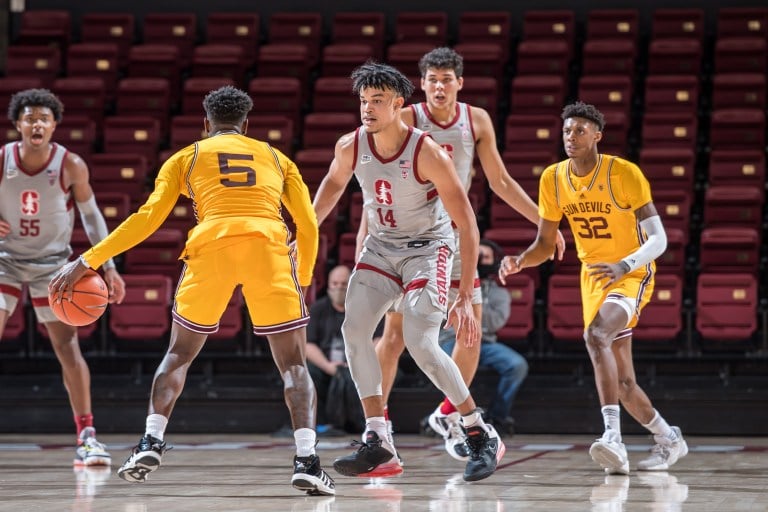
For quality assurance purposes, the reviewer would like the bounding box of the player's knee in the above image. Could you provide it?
[584,324,612,351]
[282,364,313,392]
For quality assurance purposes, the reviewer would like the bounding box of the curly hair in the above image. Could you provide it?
[202,85,253,125]
[7,88,64,122]
[561,101,605,131]
[351,60,415,100]
[418,47,464,78]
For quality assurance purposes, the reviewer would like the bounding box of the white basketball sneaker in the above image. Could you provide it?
[637,426,689,471]
[428,407,470,461]
[589,430,629,475]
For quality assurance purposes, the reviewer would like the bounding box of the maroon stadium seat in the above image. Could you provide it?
[502,151,556,201]
[313,77,359,113]
[52,77,107,133]
[80,13,135,68]
[6,45,61,88]
[651,8,705,42]
[190,44,247,86]
[633,274,683,343]
[453,42,506,79]
[515,40,570,80]
[653,189,692,241]
[458,11,512,63]
[294,148,334,197]
[205,12,260,68]
[638,147,695,193]
[703,186,764,230]
[302,113,357,150]
[696,273,758,342]
[496,274,536,343]
[644,75,699,114]
[578,75,632,118]
[248,77,303,131]
[711,73,766,110]
[709,109,765,150]
[109,274,173,341]
[460,77,499,124]
[522,10,575,62]
[337,232,358,269]
[89,154,149,199]
[587,9,639,42]
[66,43,120,102]
[641,112,698,150]
[331,12,386,60]
[267,12,323,69]
[655,228,686,277]
[246,115,294,157]
[127,44,182,106]
[504,114,561,155]
[699,227,761,274]
[547,273,584,343]
[647,39,702,75]
[103,115,162,170]
[581,39,636,79]
[15,10,70,49]
[321,44,375,78]
[717,7,768,40]
[714,38,767,74]
[708,149,765,196]
[394,12,448,45]
[115,78,171,137]
[123,229,185,280]
[510,75,566,115]
[142,12,197,68]
[54,116,96,160]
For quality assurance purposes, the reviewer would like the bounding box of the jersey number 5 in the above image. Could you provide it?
[218,153,256,187]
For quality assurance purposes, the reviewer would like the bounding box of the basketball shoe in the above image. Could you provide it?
[589,430,629,475]
[333,431,403,478]
[117,434,169,483]
[74,427,111,467]
[428,407,471,461]
[291,454,336,496]
[463,424,505,482]
[637,427,688,471]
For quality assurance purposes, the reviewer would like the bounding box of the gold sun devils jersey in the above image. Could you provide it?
[84,133,318,285]
[538,154,655,266]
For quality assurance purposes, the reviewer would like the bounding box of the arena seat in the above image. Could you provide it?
[248,77,304,131]
[331,12,386,61]
[109,274,173,342]
[644,75,699,114]
[546,273,583,344]
[80,12,136,68]
[510,75,566,116]
[394,12,448,45]
[205,12,260,68]
[6,45,61,89]
[632,274,683,344]
[711,73,766,110]
[458,11,512,63]
[496,273,536,343]
[123,228,185,280]
[699,227,761,274]
[696,273,758,342]
[89,153,149,199]
[142,12,197,68]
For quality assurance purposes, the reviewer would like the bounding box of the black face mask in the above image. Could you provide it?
[477,262,500,279]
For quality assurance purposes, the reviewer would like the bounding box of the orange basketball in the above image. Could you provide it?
[48,269,109,326]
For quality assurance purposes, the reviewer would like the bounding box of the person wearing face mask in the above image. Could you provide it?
[436,239,529,436]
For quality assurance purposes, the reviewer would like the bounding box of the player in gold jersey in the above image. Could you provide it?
[499,102,688,475]
[49,86,335,495]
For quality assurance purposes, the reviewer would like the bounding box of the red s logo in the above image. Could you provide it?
[374,180,393,205]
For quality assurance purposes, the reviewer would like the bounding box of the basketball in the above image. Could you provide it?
[48,269,109,326]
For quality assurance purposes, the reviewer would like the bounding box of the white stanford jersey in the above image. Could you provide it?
[410,102,476,191]
[353,126,454,250]
[0,142,73,260]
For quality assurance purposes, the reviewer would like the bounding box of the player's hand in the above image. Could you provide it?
[498,255,523,284]
[552,229,566,261]
[587,262,627,290]
[48,258,89,303]
[0,218,10,238]
[103,268,126,304]
[446,294,480,348]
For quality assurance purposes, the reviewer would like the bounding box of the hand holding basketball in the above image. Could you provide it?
[48,266,109,326]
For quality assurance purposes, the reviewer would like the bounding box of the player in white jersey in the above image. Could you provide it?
[0,89,125,466]
[313,61,505,482]
[356,47,565,458]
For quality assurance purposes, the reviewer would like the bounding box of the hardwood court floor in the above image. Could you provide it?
[0,433,765,512]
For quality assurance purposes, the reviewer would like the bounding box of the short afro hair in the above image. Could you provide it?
[561,101,605,131]
[351,60,414,100]
[418,47,464,78]
[202,85,253,125]
[7,88,64,123]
